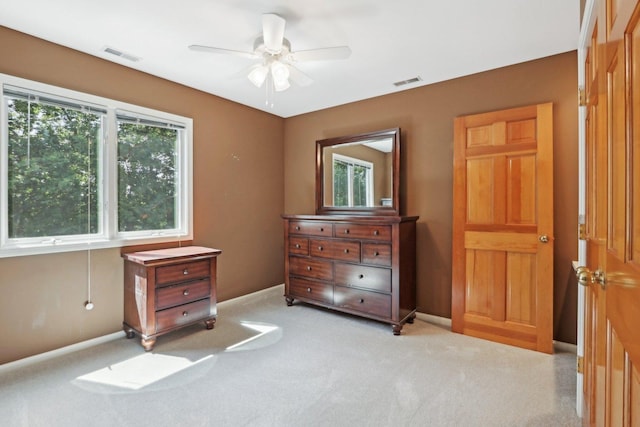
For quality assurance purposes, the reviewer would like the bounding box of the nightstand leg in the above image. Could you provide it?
[205,318,216,330]
[285,297,294,306]
[392,324,403,335]
[124,327,135,339]
[141,337,156,351]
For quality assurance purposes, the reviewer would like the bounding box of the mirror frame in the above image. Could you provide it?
[316,127,400,216]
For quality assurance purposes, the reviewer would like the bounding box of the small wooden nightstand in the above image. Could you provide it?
[122,246,222,351]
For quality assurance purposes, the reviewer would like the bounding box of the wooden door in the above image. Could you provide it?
[581,0,640,424]
[452,103,554,353]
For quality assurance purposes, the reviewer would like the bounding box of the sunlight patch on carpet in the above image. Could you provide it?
[73,353,213,391]
[225,321,280,352]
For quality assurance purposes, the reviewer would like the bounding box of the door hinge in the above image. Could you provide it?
[578,88,587,107]
[578,223,587,240]
[577,356,584,374]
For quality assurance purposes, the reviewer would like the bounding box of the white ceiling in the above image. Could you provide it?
[0,0,580,118]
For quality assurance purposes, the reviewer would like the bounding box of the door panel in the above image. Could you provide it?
[452,103,553,354]
[581,0,640,424]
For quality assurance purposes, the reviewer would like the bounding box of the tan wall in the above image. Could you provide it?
[284,51,579,344]
[0,26,579,364]
[0,27,285,364]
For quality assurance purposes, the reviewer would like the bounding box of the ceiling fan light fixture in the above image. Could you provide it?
[271,61,290,91]
[248,64,269,88]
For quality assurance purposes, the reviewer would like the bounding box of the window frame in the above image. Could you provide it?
[0,73,193,258]
[332,153,373,207]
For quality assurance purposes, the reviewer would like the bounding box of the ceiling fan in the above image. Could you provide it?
[189,13,351,92]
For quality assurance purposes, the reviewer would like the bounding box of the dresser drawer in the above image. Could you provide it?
[156,278,211,311]
[289,237,309,255]
[156,260,210,287]
[334,286,391,318]
[310,239,360,262]
[289,256,334,281]
[334,263,391,293]
[155,298,211,332]
[289,277,333,305]
[362,243,392,267]
[334,224,391,241]
[289,221,333,237]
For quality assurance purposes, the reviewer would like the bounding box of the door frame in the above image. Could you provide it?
[576,0,598,417]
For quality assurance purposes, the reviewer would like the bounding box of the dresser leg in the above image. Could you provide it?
[392,324,403,335]
[407,313,416,324]
[124,327,135,339]
[141,337,156,351]
[285,297,294,306]
[205,318,216,330]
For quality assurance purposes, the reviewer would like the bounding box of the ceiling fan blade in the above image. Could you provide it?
[262,13,286,53]
[290,46,352,62]
[189,45,259,59]
[288,64,313,87]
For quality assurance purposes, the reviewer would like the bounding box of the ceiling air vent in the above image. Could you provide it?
[102,46,141,62]
[393,76,422,87]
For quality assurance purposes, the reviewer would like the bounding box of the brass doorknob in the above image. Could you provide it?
[539,235,549,243]
[575,266,607,289]
[576,266,591,286]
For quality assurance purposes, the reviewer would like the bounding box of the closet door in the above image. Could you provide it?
[452,103,554,353]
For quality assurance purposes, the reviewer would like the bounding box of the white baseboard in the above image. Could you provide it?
[0,331,125,373]
[414,312,577,354]
[553,340,577,354]
[415,312,452,329]
[1,286,576,371]
[0,284,285,371]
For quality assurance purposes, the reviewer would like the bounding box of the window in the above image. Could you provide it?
[0,74,192,257]
[332,153,373,207]
[117,112,183,234]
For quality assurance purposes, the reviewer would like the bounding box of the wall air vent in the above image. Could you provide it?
[102,46,141,62]
[393,76,423,87]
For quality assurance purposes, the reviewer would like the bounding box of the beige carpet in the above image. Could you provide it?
[0,285,580,426]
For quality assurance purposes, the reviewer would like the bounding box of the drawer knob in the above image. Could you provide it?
[359,298,365,304]
[307,287,312,293]
[307,266,312,271]
[374,251,379,256]
[344,229,350,234]
[358,274,364,279]
[183,289,189,296]
[183,269,189,275]
[344,249,349,254]
[318,246,323,251]
[182,311,189,317]
[373,230,379,236]
[295,226,300,231]
[320,227,324,232]
[295,244,301,249]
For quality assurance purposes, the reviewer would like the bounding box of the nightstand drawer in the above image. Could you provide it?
[334,286,391,318]
[156,298,211,332]
[156,260,210,286]
[156,278,211,310]
[289,256,333,281]
[335,263,391,293]
[290,277,333,304]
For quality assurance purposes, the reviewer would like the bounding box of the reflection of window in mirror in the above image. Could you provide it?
[332,154,373,207]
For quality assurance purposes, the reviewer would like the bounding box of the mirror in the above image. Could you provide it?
[316,127,400,216]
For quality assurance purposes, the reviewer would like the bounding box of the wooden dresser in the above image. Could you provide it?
[282,215,418,334]
[122,246,222,351]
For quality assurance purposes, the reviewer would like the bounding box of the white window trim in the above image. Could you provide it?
[332,153,374,207]
[0,73,193,258]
